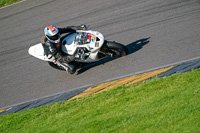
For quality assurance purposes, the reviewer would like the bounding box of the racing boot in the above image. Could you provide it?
[67,64,77,74]
[58,62,76,74]
[62,56,77,74]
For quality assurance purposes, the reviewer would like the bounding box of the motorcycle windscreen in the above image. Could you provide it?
[28,43,51,61]
[76,32,91,44]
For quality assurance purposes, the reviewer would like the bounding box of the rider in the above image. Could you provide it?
[41,24,86,74]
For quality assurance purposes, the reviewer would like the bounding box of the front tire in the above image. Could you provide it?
[104,41,128,57]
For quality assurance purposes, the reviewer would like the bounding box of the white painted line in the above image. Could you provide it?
[0,0,26,10]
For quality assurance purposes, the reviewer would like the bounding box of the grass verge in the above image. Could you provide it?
[0,0,21,8]
[0,69,199,133]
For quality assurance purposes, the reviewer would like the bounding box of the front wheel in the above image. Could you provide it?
[104,41,128,57]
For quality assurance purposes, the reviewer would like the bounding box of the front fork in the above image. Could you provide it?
[98,40,113,57]
[98,50,113,57]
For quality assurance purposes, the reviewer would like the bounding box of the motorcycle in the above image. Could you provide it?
[28,30,128,74]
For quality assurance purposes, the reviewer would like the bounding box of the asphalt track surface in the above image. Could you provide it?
[0,0,200,109]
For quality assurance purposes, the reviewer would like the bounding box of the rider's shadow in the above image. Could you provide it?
[77,37,150,75]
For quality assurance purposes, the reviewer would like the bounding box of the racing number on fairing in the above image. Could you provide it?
[95,42,99,47]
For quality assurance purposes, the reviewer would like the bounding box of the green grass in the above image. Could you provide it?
[0,0,21,7]
[0,69,200,133]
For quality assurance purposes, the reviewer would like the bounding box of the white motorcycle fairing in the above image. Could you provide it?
[62,30,104,63]
[28,43,52,62]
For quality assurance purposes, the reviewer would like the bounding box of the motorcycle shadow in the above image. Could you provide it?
[77,37,150,75]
